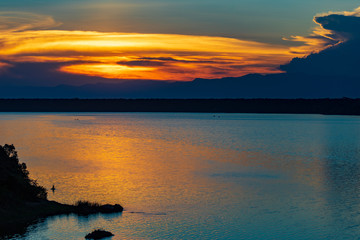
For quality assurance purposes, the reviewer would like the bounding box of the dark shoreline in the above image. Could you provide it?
[0,200,123,237]
[0,144,123,238]
[0,98,360,115]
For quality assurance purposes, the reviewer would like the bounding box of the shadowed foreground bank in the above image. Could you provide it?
[0,98,360,115]
[0,144,123,237]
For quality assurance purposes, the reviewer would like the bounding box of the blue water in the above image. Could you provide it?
[1,113,360,239]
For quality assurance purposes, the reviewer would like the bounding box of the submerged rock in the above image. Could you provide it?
[85,229,114,239]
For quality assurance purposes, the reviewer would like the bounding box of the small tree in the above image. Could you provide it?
[1,144,48,200]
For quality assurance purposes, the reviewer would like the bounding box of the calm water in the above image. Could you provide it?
[1,113,360,239]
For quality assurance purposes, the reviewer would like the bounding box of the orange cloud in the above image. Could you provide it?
[0,12,323,82]
[0,30,299,81]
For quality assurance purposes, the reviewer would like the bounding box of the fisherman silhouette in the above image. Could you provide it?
[51,184,56,192]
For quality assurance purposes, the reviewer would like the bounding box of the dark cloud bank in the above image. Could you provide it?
[1,11,360,98]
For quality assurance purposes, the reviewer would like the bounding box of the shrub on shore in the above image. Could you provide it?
[75,200,101,208]
[74,200,123,214]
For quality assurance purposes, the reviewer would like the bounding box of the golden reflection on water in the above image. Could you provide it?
[3,113,360,238]
[0,114,327,208]
[0,114,250,212]
[0,113,328,218]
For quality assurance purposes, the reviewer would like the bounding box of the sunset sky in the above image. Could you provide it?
[0,1,359,87]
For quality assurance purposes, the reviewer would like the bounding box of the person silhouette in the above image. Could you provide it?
[51,184,56,192]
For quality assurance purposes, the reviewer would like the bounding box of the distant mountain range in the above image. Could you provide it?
[1,73,359,98]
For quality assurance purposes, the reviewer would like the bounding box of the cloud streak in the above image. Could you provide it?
[0,12,302,83]
[0,12,59,32]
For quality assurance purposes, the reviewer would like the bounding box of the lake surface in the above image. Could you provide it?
[1,113,360,239]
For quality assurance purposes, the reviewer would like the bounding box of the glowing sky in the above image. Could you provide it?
[0,28,294,80]
[0,1,359,84]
